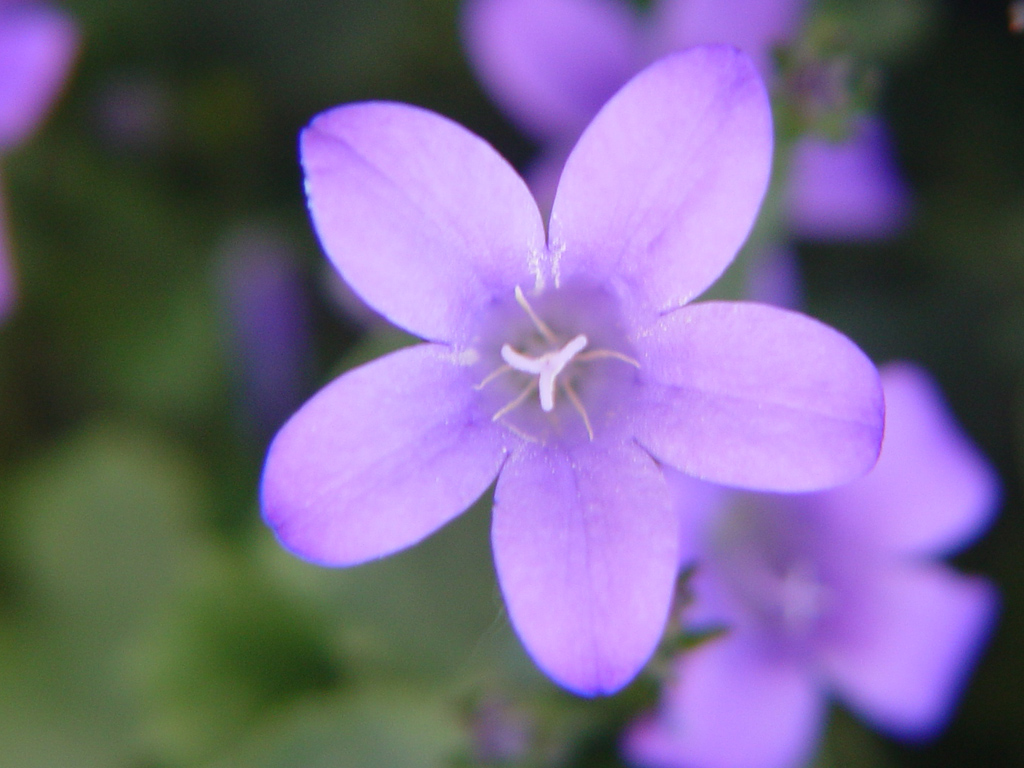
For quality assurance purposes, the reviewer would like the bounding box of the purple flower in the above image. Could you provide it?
[786,117,911,240]
[0,0,78,321]
[215,223,314,439]
[743,246,802,309]
[625,362,998,768]
[260,47,884,695]
[461,0,910,237]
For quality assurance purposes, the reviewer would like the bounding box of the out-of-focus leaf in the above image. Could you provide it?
[0,626,131,768]
[1,419,210,764]
[204,686,466,768]
[8,419,206,650]
[258,494,507,684]
[809,709,896,768]
[4,138,230,423]
[93,277,228,423]
[813,0,937,61]
[130,547,342,766]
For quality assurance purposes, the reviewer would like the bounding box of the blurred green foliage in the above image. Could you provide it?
[0,0,1022,766]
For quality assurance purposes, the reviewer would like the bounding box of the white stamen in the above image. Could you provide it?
[561,380,594,440]
[501,333,588,412]
[576,348,641,368]
[477,286,641,437]
[474,363,513,390]
[514,285,557,344]
[492,380,538,422]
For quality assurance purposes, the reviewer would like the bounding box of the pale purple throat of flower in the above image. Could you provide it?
[625,362,999,768]
[461,0,910,238]
[261,46,885,696]
[476,284,640,440]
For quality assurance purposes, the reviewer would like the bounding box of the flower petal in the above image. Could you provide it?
[491,440,678,695]
[787,119,911,240]
[301,102,545,344]
[633,301,884,491]
[624,635,823,768]
[549,46,772,317]
[261,344,509,566]
[648,0,806,80]
[820,563,997,739]
[813,362,1000,557]
[461,0,639,142]
[0,3,78,149]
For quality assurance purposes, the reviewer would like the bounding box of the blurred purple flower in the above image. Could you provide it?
[215,224,314,440]
[261,47,884,695]
[462,0,910,236]
[0,0,77,321]
[625,362,999,768]
[743,246,802,309]
[465,696,535,764]
[786,117,911,240]
[91,72,171,154]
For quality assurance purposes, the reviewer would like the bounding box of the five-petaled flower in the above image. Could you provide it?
[261,46,884,695]
[462,0,910,236]
[0,0,78,321]
[626,362,998,768]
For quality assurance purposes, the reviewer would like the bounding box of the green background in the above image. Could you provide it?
[0,0,1021,766]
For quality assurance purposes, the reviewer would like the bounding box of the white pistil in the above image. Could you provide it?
[501,333,588,412]
[476,285,640,440]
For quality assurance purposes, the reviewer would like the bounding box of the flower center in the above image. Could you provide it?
[777,561,829,633]
[501,333,589,413]
[738,559,828,636]
[476,285,639,441]
[711,502,833,644]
